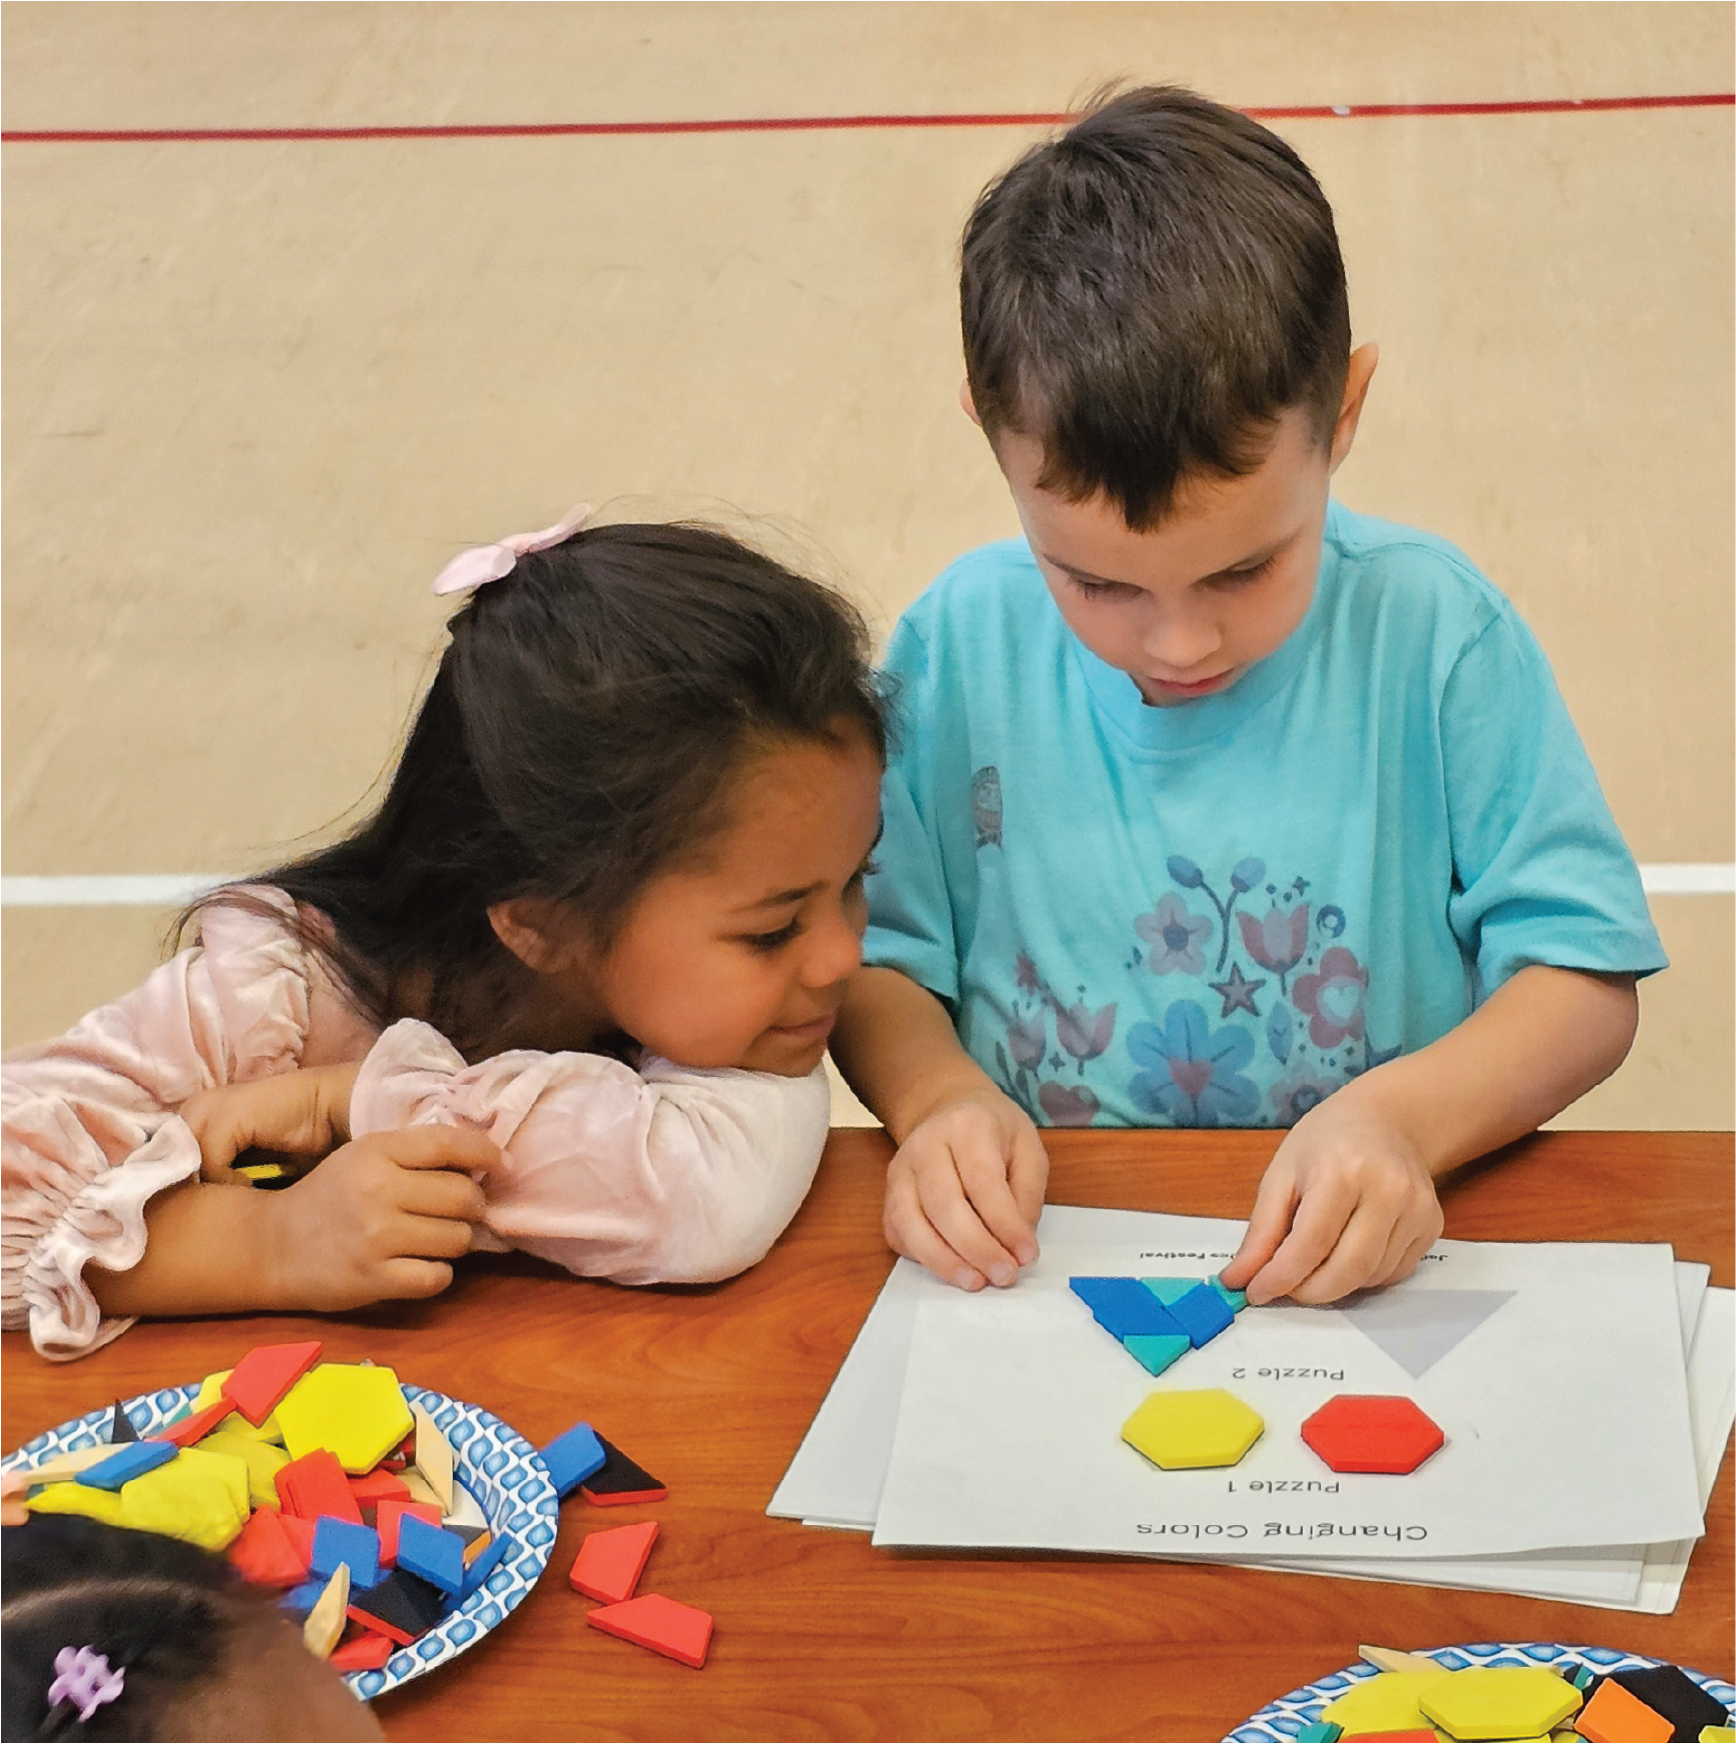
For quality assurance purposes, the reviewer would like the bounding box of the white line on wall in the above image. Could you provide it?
[2,865,1733,906]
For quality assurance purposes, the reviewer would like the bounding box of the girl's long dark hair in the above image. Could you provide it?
[184,521,885,1057]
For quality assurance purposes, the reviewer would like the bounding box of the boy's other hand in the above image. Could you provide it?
[262,1126,501,1311]
[884,1088,1048,1290]
[1219,1098,1443,1305]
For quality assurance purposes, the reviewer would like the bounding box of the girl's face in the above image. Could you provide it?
[584,728,884,1076]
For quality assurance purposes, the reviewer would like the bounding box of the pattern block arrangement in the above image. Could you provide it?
[1121,1388,1264,1470]
[1301,1396,1446,1475]
[1069,1276,1188,1340]
[1071,1270,1252,1400]
[1164,1281,1236,1347]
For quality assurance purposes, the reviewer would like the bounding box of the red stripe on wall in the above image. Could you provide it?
[4,92,1730,145]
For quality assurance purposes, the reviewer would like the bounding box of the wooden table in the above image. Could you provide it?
[5,1130,1732,1741]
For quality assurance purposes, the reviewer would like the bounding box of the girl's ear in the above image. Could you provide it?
[487,899,572,972]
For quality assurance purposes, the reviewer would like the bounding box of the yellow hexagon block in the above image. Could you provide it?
[1121,1387,1264,1470]
[1321,1670,1451,1731]
[1419,1667,1582,1741]
[275,1363,413,1473]
[119,1448,250,1550]
[193,1369,285,1445]
[196,1428,291,1509]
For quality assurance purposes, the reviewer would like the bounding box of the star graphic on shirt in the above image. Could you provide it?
[1208,963,1266,1018]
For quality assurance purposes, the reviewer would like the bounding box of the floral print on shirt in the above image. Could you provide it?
[991,854,1397,1129]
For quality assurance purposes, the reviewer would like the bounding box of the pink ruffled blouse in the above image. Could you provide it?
[2,888,829,1360]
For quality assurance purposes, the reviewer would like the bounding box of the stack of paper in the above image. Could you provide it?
[769,1206,1734,1612]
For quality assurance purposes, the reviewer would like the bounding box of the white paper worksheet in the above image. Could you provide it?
[871,1215,1702,1560]
[768,1214,1730,1611]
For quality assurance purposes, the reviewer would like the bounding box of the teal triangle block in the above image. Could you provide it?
[1122,1334,1190,1376]
[1139,1277,1198,1306]
[1210,1278,1248,1313]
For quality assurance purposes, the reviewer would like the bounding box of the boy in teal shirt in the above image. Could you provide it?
[832,87,1663,1310]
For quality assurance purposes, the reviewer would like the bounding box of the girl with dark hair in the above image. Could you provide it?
[2,1511,382,1742]
[2,510,886,1358]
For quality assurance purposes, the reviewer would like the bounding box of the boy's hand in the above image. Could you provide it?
[1219,1097,1443,1305]
[261,1126,500,1312]
[884,1088,1048,1290]
[182,1064,360,1183]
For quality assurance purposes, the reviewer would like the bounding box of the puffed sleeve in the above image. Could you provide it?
[349,1018,831,1285]
[2,888,317,1359]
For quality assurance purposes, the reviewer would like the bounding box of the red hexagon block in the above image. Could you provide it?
[1300,1394,1445,1474]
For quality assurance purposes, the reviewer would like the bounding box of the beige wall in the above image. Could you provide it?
[4,3,1731,1127]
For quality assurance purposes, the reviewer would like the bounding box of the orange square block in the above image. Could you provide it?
[1575,1679,1674,1744]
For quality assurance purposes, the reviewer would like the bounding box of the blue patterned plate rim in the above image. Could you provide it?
[1228,1641,1736,1741]
[2,1379,560,1701]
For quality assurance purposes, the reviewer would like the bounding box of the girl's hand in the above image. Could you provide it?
[263,1126,501,1312]
[2,1471,28,1527]
[181,1064,360,1183]
[883,1088,1047,1290]
[1219,1096,1444,1306]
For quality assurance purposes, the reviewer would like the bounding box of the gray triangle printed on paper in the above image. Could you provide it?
[1334,1289,1518,1378]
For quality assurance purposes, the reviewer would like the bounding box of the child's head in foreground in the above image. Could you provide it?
[2,1514,381,1742]
[960,84,1378,706]
[206,520,886,1074]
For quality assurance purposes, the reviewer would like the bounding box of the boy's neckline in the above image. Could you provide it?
[1064,503,1341,757]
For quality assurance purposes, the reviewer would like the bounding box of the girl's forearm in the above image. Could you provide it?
[86,1181,289,1317]
[1333,964,1639,1176]
[831,967,1001,1143]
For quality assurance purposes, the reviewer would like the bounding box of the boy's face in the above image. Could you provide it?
[981,348,1374,706]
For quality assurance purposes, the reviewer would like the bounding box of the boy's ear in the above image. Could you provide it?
[488,898,574,973]
[1328,343,1379,473]
[958,377,984,428]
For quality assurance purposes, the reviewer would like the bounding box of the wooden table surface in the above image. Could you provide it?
[5,1129,1732,1741]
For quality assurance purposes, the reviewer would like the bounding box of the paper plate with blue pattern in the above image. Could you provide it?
[1228,1641,1736,1741]
[2,1380,559,1701]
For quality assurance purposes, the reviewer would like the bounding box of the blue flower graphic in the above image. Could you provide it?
[1126,1000,1259,1127]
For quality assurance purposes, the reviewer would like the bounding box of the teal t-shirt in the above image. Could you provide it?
[863,501,1666,1129]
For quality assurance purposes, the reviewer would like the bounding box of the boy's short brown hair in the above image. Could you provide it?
[960,85,1352,529]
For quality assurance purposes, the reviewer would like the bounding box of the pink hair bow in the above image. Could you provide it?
[431,503,593,596]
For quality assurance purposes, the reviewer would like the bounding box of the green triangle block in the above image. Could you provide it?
[1122,1334,1190,1376]
[1210,1278,1248,1313]
[1139,1278,1198,1306]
